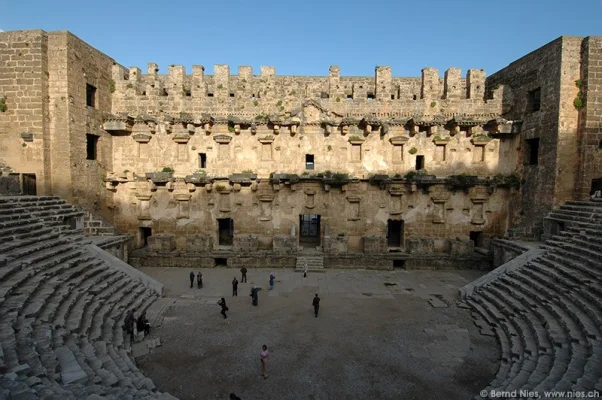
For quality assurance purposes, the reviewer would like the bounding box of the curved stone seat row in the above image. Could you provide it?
[466,200,602,399]
[0,196,175,399]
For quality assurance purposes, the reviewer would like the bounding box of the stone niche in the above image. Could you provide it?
[323,234,348,254]
[273,234,296,254]
[233,235,259,252]
[406,238,435,254]
[362,236,388,254]
[148,233,176,253]
[185,234,214,252]
[449,238,475,256]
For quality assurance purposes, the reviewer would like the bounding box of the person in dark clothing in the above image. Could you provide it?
[218,297,228,319]
[197,271,203,288]
[189,271,195,288]
[313,294,320,317]
[240,267,247,283]
[124,308,136,342]
[269,272,275,290]
[232,277,238,296]
[137,311,150,336]
[230,394,242,400]
[250,286,261,306]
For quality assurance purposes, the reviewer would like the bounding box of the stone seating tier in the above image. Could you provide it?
[465,199,602,398]
[0,196,170,399]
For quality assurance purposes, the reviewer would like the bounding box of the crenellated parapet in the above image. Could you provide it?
[109,64,512,118]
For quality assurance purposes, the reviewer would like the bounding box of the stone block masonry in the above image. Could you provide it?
[2,29,601,250]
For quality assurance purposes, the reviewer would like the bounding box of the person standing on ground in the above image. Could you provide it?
[197,271,203,288]
[269,272,275,290]
[304,262,308,278]
[260,344,269,379]
[250,286,261,306]
[241,267,247,283]
[232,277,238,296]
[189,271,195,288]
[218,297,228,319]
[313,293,320,318]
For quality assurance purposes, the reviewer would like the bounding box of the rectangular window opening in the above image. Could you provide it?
[86,134,99,160]
[525,138,540,165]
[367,93,375,100]
[207,93,214,97]
[392,260,406,269]
[229,93,235,98]
[86,84,96,107]
[199,153,207,169]
[415,155,425,171]
[527,88,541,113]
[346,94,353,100]
[305,154,314,170]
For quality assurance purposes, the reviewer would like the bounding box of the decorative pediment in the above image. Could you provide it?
[213,135,232,144]
[173,133,190,143]
[290,99,344,125]
[133,133,152,143]
[471,135,493,145]
[389,136,409,145]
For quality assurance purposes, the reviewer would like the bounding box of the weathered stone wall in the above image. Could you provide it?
[107,116,516,180]
[185,234,214,252]
[576,37,602,199]
[111,64,497,118]
[108,178,513,252]
[0,30,49,194]
[147,233,176,253]
[486,37,582,239]
[233,235,260,252]
[362,236,388,253]
[323,234,348,254]
[3,29,601,252]
[47,32,116,219]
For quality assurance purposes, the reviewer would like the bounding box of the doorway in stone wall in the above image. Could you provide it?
[387,219,404,247]
[591,178,602,195]
[299,214,320,248]
[140,227,152,248]
[218,218,234,246]
[22,174,37,195]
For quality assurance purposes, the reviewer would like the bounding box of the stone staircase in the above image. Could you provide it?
[0,196,175,399]
[462,199,602,399]
[295,255,325,272]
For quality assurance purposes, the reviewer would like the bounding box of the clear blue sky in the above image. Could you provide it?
[2,0,601,77]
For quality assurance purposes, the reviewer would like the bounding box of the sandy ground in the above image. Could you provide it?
[135,268,498,400]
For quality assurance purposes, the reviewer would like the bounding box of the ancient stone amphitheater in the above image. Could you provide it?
[0,196,174,399]
[462,199,602,398]
[1,195,600,399]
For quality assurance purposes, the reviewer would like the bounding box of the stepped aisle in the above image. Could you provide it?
[462,199,602,399]
[0,196,175,399]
